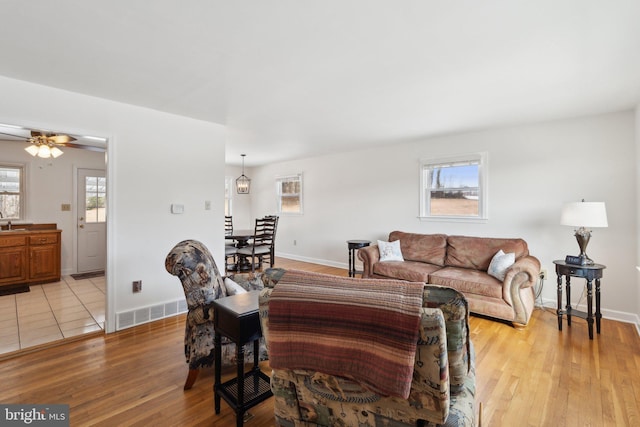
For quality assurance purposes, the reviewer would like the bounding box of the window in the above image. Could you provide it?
[0,164,25,220]
[420,153,487,220]
[224,176,233,216]
[276,173,303,214]
[85,175,106,223]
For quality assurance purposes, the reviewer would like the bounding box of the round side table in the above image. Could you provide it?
[347,240,371,277]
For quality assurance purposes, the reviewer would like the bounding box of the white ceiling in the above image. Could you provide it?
[0,1,639,166]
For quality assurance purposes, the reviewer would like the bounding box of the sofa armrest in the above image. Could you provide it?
[502,255,541,313]
[357,244,380,278]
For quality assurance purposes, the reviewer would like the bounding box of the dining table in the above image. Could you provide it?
[225,229,256,271]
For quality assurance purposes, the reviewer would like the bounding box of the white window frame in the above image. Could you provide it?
[419,152,488,222]
[224,176,233,216]
[0,163,26,221]
[276,173,303,215]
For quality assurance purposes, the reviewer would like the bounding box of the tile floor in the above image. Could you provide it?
[0,275,105,355]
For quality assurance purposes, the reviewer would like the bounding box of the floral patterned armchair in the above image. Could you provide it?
[165,239,268,389]
[259,270,477,426]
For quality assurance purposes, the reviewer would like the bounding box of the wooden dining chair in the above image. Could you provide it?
[236,216,278,272]
[224,216,237,271]
[224,216,234,243]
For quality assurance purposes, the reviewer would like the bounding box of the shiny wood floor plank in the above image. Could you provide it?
[0,258,638,426]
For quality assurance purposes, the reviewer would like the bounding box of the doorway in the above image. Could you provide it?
[76,168,106,273]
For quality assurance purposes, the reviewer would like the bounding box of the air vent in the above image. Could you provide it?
[116,297,187,330]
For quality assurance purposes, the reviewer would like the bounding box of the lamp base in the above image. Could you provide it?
[578,255,594,266]
[574,228,595,265]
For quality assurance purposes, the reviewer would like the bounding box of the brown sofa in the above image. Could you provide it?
[358,231,540,327]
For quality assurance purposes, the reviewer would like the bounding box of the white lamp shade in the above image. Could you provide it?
[561,201,608,228]
[37,145,52,158]
[25,144,40,156]
[50,146,64,158]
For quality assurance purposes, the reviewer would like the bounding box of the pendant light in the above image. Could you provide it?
[236,154,251,194]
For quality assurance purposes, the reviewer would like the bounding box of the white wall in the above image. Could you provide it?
[0,76,227,332]
[251,111,639,324]
[637,105,640,328]
[0,140,105,275]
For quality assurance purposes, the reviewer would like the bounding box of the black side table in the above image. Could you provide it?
[213,291,272,427]
[347,240,371,277]
[554,260,606,340]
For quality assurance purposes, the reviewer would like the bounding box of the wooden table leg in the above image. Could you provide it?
[595,278,602,334]
[214,333,222,414]
[556,274,563,331]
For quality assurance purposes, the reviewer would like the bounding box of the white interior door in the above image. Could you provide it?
[77,169,106,273]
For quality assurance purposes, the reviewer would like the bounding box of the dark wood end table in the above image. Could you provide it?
[213,291,272,426]
[554,260,606,340]
[347,240,371,277]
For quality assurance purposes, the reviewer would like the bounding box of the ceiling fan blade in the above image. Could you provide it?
[30,130,77,144]
[48,134,77,144]
[61,142,106,152]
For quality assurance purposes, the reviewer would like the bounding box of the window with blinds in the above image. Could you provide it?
[420,153,487,220]
[276,173,303,214]
[0,164,24,220]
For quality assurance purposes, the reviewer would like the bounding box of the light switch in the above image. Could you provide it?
[171,204,184,214]
[204,200,211,210]
[61,204,71,211]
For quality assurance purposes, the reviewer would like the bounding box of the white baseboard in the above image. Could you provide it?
[276,251,348,270]
[537,298,640,336]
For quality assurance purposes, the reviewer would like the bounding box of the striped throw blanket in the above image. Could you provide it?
[267,270,424,399]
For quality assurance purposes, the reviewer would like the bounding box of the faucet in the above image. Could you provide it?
[7,220,11,230]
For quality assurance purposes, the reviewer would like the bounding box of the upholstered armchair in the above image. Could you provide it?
[259,269,477,427]
[165,239,266,390]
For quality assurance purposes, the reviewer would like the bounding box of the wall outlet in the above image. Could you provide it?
[540,269,547,280]
[293,239,297,246]
[133,280,142,293]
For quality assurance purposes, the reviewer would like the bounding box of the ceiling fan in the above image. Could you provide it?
[0,129,105,158]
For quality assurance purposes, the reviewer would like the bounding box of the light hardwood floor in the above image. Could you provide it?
[0,258,638,426]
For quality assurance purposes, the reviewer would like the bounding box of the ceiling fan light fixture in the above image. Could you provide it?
[37,144,52,158]
[50,146,64,158]
[25,144,40,156]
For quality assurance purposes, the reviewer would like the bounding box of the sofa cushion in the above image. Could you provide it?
[445,235,528,270]
[224,277,247,295]
[429,266,504,300]
[389,231,447,266]
[373,260,442,282]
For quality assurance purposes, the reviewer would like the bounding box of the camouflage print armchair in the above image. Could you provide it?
[259,270,477,427]
[165,239,268,390]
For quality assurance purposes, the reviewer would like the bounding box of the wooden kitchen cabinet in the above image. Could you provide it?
[0,224,61,290]
[0,235,28,285]
[29,233,61,282]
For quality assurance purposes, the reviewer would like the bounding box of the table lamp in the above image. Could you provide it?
[560,200,608,265]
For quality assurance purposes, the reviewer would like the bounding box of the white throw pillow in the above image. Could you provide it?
[377,240,405,262]
[224,277,248,296]
[488,249,515,281]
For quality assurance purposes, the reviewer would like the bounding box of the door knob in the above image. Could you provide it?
[79,224,85,228]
